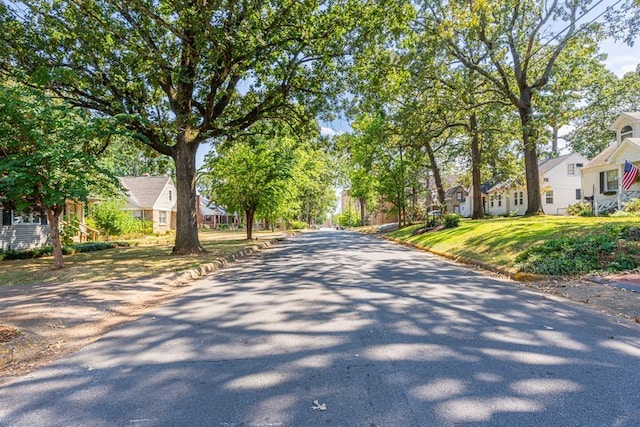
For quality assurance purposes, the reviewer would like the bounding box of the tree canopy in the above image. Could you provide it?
[0,83,117,269]
[201,122,335,239]
[0,0,405,253]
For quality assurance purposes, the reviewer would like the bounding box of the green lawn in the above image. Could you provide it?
[0,230,284,287]
[388,216,639,271]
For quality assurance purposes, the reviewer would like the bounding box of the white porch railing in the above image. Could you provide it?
[594,191,640,215]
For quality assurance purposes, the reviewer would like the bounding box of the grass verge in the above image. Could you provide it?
[388,216,640,273]
[0,230,284,287]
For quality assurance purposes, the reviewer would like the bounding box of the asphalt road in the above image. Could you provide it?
[2,231,640,426]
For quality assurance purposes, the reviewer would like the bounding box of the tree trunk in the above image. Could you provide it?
[359,196,366,226]
[172,136,205,255]
[551,116,559,157]
[245,209,255,240]
[46,206,64,270]
[470,112,484,219]
[425,142,446,207]
[519,102,543,215]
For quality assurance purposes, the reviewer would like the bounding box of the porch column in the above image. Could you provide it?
[618,163,623,211]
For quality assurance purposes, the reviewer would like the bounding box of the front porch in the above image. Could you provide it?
[594,191,640,215]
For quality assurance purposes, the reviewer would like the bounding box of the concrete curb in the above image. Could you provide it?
[379,234,640,293]
[0,234,290,369]
[585,275,640,293]
[163,239,277,286]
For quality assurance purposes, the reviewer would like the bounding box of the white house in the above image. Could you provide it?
[118,176,177,233]
[484,179,521,216]
[484,152,589,216]
[581,112,640,215]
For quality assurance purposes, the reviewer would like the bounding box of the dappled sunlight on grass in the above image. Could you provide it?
[389,216,640,268]
[0,230,281,287]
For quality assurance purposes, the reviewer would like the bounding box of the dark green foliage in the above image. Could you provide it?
[443,214,461,228]
[566,202,593,217]
[1,241,130,261]
[516,225,640,275]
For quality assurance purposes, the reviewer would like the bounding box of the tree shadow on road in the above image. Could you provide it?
[2,231,640,426]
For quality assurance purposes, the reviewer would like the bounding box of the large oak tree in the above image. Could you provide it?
[421,0,597,214]
[0,0,399,254]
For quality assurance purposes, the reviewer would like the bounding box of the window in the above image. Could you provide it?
[454,205,460,214]
[456,191,463,201]
[543,177,549,183]
[568,163,584,176]
[606,170,619,192]
[513,192,518,205]
[545,190,554,204]
[519,191,524,205]
[490,195,494,207]
[169,190,172,201]
[497,194,502,207]
[621,125,633,141]
[576,189,582,200]
[158,211,167,224]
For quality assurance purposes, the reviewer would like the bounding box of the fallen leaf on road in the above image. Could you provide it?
[312,400,327,411]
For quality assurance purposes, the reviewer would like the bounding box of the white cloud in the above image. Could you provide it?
[601,37,639,77]
[320,126,344,136]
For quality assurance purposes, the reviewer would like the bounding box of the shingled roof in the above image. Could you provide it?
[118,176,175,210]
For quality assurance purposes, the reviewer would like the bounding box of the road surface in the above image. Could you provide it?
[2,231,640,426]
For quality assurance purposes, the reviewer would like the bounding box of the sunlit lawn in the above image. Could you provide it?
[0,230,284,287]
[389,216,640,269]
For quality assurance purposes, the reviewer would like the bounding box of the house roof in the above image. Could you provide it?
[118,176,175,210]
[538,153,573,174]
[486,178,523,193]
[199,196,227,216]
[609,112,640,131]
[606,138,640,164]
[444,186,467,201]
[582,143,617,169]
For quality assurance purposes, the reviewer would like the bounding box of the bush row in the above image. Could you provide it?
[0,241,130,261]
[516,225,640,275]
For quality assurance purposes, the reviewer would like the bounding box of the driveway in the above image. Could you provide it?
[2,231,640,426]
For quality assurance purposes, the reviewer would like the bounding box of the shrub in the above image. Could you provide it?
[1,241,129,261]
[443,214,461,228]
[287,220,307,230]
[611,210,632,217]
[623,198,640,215]
[567,202,593,217]
[515,232,640,275]
[88,198,150,239]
